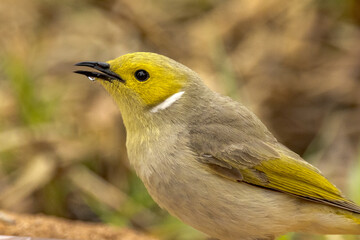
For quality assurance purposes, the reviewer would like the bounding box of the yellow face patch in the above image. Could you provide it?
[106,53,187,107]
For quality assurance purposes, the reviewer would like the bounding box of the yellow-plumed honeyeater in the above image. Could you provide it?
[75,52,360,240]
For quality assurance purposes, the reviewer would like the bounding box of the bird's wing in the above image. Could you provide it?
[189,122,360,214]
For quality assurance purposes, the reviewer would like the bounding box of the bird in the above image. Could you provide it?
[75,52,360,240]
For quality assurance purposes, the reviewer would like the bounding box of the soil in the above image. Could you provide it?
[0,211,156,240]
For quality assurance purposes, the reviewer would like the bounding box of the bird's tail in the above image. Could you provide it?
[299,202,360,235]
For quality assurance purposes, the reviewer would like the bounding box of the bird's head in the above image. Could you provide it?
[75,52,204,130]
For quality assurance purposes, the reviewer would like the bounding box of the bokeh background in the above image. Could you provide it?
[1,0,360,239]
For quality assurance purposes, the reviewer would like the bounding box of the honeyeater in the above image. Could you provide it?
[75,52,360,240]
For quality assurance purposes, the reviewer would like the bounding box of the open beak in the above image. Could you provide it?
[74,61,125,83]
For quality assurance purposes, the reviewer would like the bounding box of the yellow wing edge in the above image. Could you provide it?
[243,156,360,214]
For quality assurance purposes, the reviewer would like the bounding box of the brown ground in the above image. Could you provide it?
[0,211,156,240]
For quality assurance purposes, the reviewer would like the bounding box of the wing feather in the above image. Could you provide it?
[189,104,360,213]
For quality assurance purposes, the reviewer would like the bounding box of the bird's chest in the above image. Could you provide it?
[125,128,281,240]
[131,147,211,227]
[126,128,202,211]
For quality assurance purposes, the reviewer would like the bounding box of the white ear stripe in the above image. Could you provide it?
[150,91,185,113]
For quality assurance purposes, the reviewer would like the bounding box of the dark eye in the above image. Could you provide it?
[134,69,150,81]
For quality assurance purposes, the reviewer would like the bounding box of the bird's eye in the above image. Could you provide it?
[134,69,150,81]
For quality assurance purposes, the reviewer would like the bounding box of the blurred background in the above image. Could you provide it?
[0,0,360,239]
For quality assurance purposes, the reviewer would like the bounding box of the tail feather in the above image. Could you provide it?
[301,203,360,235]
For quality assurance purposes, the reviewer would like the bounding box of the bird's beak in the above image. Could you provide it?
[74,61,125,83]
